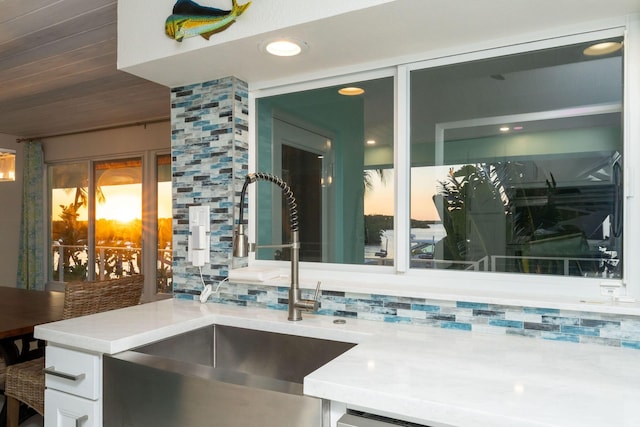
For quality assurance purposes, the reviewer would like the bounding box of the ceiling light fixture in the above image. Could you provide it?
[499,126,510,132]
[0,149,16,182]
[338,87,365,96]
[366,140,376,145]
[262,38,307,57]
[583,41,623,56]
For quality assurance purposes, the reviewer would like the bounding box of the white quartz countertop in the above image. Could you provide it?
[35,299,640,427]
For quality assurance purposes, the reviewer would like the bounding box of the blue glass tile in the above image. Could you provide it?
[621,320,640,331]
[371,306,397,315]
[473,309,505,318]
[523,307,561,315]
[428,314,455,322]
[335,310,358,318]
[621,340,640,350]
[383,316,412,324]
[561,325,600,337]
[316,309,337,316]
[322,290,346,297]
[580,319,621,328]
[385,301,411,310]
[489,319,523,329]
[524,322,560,332]
[266,303,287,311]
[457,301,489,309]
[581,336,621,347]
[224,300,248,307]
[411,303,440,313]
[507,329,540,338]
[541,332,580,343]
[441,322,472,331]
[542,316,579,326]
[173,293,195,301]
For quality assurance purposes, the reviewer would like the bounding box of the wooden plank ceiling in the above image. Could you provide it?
[0,0,169,139]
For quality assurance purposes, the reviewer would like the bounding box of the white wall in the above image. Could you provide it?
[0,122,171,287]
[0,134,23,287]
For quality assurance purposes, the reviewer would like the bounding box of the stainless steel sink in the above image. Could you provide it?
[103,325,356,427]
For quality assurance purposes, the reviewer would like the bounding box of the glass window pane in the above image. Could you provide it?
[94,158,142,279]
[157,154,173,294]
[410,38,623,278]
[50,162,89,282]
[256,76,394,265]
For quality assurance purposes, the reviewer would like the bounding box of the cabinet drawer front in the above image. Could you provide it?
[46,346,101,400]
[45,389,101,427]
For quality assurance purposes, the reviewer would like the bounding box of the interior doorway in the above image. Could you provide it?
[273,117,332,262]
[281,145,322,261]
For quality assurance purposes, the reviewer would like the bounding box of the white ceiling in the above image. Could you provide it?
[0,0,638,139]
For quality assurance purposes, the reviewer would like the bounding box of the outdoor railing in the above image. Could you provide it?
[51,244,172,290]
[368,253,612,277]
[491,255,616,277]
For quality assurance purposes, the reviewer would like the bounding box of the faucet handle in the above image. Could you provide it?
[313,281,322,301]
[291,282,322,320]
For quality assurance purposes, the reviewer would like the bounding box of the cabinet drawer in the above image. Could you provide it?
[45,345,102,400]
[45,389,101,427]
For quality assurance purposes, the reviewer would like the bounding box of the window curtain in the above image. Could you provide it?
[17,141,45,290]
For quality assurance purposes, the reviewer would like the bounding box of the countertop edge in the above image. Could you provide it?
[34,299,640,427]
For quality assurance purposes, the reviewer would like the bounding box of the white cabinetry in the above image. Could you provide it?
[44,345,102,427]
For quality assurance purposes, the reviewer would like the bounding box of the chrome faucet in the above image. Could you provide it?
[233,172,320,321]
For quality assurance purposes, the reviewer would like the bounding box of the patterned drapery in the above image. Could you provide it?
[17,141,45,290]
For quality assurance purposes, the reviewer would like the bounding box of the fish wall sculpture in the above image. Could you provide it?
[165,0,251,42]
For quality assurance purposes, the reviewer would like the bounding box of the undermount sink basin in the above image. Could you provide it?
[103,325,356,427]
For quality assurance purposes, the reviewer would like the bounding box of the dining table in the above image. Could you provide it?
[0,286,65,365]
[0,286,64,426]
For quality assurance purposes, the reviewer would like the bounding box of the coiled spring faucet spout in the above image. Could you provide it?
[233,172,320,321]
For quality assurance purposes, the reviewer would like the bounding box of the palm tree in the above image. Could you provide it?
[363,168,386,192]
[363,169,388,246]
[53,169,106,281]
[433,164,507,265]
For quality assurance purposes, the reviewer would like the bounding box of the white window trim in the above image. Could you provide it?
[245,17,640,315]
[46,150,172,301]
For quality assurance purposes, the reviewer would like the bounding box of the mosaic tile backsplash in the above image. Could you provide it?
[174,283,640,350]
[170,77,248,291]
[170,77,640,351]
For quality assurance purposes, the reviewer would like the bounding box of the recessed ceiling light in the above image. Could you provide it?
[499,126,510,132]
[338,87,365,96]
[262,38,307,57]
[366,140,376,145]
[583,41,623,56]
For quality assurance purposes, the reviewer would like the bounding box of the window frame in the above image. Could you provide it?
[247,21,640,309]
[46,149,172,301]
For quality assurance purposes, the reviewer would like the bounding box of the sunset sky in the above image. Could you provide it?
[52,181,173,222]
[54,170,449,224]
[364,166,454,221]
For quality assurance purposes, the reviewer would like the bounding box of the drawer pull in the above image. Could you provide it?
[74,414,89,427]
[44,366,86,382]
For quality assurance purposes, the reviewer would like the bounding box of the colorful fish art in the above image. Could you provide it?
[165,0,251,42]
